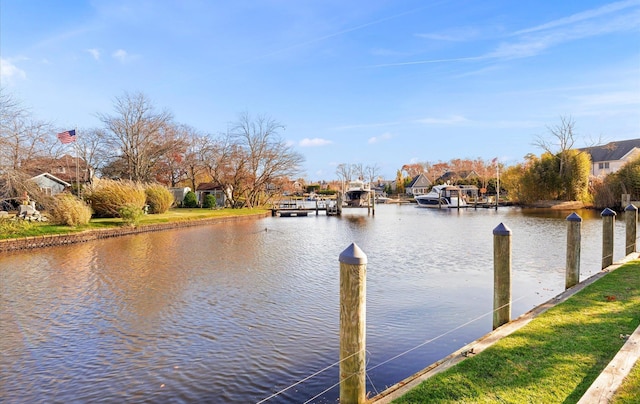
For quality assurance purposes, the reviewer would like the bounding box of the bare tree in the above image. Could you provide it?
[74,127,111,183]
[229,112,304,207]
[534,115,577,178]
[203,133,250,207]
[336,163,352,185]
[183,131,217,191]
[365,163,380,184]
[0,90,52,171]
[98,91,176,182]
[0,89,54,203]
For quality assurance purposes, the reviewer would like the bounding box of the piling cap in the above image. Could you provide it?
[493,222,511,236]
[339,243,367,265]
[566,212,582,222]
[601,208,617,217]
[625,204,638,212]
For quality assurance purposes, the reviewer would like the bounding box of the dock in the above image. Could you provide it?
[271,199,340,217]
[271,193,375,217]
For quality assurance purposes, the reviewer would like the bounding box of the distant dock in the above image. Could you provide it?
[271,199,339,217]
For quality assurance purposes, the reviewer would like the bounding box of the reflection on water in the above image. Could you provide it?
[0,205,632,403]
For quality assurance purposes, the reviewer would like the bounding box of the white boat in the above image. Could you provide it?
[343,179,371,207]
[415,185,468,208]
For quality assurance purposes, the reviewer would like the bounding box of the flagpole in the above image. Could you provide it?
[75,126,80,198]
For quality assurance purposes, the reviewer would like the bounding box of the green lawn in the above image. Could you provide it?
[393,261,640,404]
[0,208,268,240]
[612,359,640,404]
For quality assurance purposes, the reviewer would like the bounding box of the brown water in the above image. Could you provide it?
[0,205,631,403]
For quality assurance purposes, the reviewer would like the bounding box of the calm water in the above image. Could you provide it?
[0,205,632,403]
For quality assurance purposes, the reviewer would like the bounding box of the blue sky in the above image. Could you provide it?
[2,0,639,181]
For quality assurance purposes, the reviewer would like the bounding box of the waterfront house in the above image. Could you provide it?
[195,182,226,207]
[406,174,432,196]
[29,172,71,196]
[437,170,479,184]
[579,138,640,177]
[23,154,94,186]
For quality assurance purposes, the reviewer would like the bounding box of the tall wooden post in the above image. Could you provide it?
[493,223,511,330]
[371,191,375,216]
[625,204,638,255]
[601,208,616,269]
[565,212,582,289]
[339,243,367,404]
[337,193,343,216]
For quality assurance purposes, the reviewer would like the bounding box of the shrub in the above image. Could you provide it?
[145,184,174,214]
[118,203,144,226]
[202,194,216,209]
[84,179,146,218]
[183,191,198,208]
[0,217,33,237]
[50,193,92,226]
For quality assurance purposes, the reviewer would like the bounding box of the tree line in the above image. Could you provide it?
[2,87,636,210]
[0,89,304,208]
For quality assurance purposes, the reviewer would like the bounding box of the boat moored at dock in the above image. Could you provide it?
[344,179,371,207]
[415,184,468,208]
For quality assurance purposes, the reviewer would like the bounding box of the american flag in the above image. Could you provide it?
[57,130,76,144]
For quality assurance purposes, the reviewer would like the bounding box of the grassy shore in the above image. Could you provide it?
[0,208,269,240]
[393,260,640,403]
[612,360,640,403]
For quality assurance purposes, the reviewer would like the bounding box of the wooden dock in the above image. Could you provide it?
[271,200,340,217]
[272,193,377,217]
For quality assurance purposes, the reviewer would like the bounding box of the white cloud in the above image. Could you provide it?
[112,49,129,62]
[0,58,27,83]
[368,132,393,144]
[416,115,469,125]
[415,27,480,42]
[87,48,101,60]
[513,0,640,35]
[300,138,332,147]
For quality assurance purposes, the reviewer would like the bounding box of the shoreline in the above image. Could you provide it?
[0,211,270,253]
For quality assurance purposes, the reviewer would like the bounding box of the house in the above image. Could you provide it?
[579,138,640,177]
[437,170,479,184]
[168,187,191,206]
[195,183,226,207]
[23,155,94,185]
[29,173,71,196]
[405,174,432,196]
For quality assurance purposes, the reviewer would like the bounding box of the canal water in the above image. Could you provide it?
[0,205,632,403]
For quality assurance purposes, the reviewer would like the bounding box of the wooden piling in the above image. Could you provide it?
[371,191,375,216]
[601,208,616,269]
[339,243,367,404]
[337,193,343,216]
[493,223,511,330]
[565,212,582,289]
[625,204,638,255]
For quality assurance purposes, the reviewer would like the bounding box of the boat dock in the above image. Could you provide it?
[271,193,377,217]
[271,199,340,217]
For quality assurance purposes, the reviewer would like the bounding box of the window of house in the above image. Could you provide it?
[598,162,610,169]
[41,187,52,196]
[55,166,66,173]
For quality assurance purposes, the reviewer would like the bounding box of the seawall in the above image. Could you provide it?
[0,212,270,253]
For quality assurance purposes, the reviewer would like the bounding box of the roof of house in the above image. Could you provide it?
[30,172,72,187]
[437,170,478,182]
[579,139,640,163]
[196,182,223,191]
[406,173,431,188]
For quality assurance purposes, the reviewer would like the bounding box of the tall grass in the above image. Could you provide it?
[84,178,146,218]
[50,193,92,226]
[145,184,174,214]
